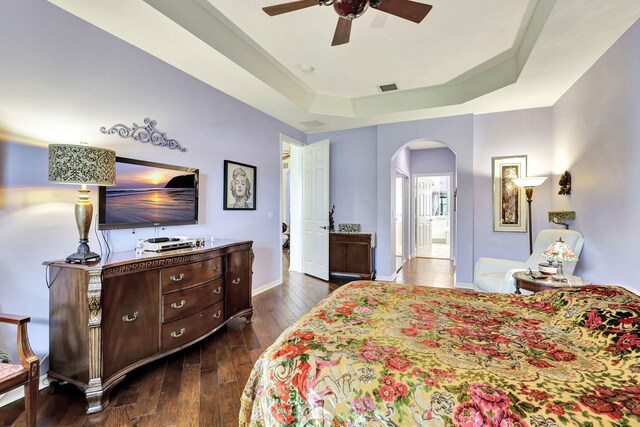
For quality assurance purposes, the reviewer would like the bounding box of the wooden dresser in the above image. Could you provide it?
[44,239,253,414]
[329,232,376,280]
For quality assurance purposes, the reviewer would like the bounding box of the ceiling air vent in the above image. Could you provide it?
[378,83,399,93]
[300,120,325,128]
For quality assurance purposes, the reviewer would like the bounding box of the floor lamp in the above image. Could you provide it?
[511,176,547,254]
[48,144,116,263]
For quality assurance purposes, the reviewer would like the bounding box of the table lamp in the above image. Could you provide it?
[48,144,116,263]
[511,176,547,254]
[542,237,579,282]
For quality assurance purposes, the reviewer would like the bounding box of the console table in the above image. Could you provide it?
[329,232,376,280]
[44,239,253,414]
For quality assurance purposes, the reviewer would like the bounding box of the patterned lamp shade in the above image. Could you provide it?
[543,237,579,262]
[48,144,116,186]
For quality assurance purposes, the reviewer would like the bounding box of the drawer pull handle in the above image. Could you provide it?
[171,328,186,338]
[213,311,222,319]
[212,266,220,272]
[170,273,185,282]
[122,311,139,323]
[232,278,241,285]
[171,300,186,309]
[213,286,222,294]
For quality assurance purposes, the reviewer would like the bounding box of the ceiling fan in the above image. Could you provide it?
[263,0,433,46]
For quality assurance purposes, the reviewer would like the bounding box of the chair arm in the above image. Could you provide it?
[0,313,31,325]
[475,257,526,277]
[0,314,39,378]
[500,268,528,293]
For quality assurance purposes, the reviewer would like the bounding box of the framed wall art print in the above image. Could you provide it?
[224,160,256,210]
[492,155,527,232]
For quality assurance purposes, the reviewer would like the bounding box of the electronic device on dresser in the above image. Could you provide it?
[142,237,200,252]
[44,239,253,414]
[98,157,199,230]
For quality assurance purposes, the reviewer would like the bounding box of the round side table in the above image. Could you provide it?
[512,271,589,294]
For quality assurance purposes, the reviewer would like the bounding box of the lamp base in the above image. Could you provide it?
[66,240,101,264]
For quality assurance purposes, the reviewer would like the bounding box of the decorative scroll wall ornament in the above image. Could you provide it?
[100,118,187,152]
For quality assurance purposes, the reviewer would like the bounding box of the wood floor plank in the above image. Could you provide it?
[199,368,221,427]
[0,256,454,425]
[200,333,218,372]
[152,352,185,426]
[183,342,202,367]
[176,364,200,427]
[131,359,167,419]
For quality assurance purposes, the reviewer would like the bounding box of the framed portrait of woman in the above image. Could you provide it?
[224,160,256,210]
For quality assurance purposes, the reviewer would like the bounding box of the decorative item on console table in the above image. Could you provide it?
[338,223,360,233]
[44,239,253,414]
[329,232,375,280]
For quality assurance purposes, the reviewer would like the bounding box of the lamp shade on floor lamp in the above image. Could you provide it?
[511,176,547,254]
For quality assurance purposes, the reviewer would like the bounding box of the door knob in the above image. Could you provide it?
[320,226,329,230]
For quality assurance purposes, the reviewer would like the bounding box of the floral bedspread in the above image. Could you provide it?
[239,281,640,426]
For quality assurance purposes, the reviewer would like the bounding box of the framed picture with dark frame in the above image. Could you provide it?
[224,160,256,210]
[492,155,527,232]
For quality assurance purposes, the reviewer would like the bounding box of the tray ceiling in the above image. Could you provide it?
[48,0,640,132]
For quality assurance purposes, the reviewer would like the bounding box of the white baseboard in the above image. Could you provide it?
[455,282,474,290]
[0,374,49,407]
[376,272,398,282]
[252,280,282,296]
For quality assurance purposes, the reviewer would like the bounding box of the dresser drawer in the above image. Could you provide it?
[161,257,223,293]
[162,302,224,352]
[330,233,370,244]
[162,278,224,323]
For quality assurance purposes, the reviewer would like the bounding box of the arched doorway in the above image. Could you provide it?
[391,140,458,273]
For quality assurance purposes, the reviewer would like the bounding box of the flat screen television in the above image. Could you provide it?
[98,157,199,230]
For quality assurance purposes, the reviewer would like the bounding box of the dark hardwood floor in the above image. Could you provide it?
[0,256,454,426]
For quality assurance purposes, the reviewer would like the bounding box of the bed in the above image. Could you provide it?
[240,281,640,426]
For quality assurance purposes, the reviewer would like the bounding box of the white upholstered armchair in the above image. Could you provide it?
[473,229,584,293]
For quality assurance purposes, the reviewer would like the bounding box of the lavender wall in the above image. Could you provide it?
[309,117,474,283]
[307,127,378,234]
[472,108,555,263]
[410,148,456,176]
[552,21,640,292]
[0,0,303,367]
[392,146,411,176]
[377,116,474,282]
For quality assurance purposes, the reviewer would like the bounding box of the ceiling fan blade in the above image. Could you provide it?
[332,17,352,46]
[372,0,433,24]
[263,0,318,16]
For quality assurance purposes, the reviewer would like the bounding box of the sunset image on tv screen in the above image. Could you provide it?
[104,161,196,225]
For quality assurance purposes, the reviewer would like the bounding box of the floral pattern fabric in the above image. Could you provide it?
[239,282,640,426]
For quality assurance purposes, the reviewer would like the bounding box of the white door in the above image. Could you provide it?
[395,177,404,257]
[303,140,330,280]
[415,177,433,253]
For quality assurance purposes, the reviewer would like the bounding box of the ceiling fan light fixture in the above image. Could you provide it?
[333,0,369,20]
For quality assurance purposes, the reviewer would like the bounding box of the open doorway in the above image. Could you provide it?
[415,174,452,259]
[280,134,304,274]
[395,173,409,270]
